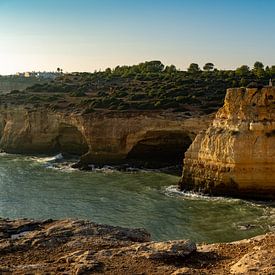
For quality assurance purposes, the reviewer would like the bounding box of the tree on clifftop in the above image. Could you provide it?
[141,61,165,73]
[187,63,201,74]
[253,61,265,78]
[164,65,177,74]
[235,65,250,77]
[203,62,214,71]
[270,65,275,78]
[253,61,264,70]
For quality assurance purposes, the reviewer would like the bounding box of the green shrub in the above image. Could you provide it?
[135,102,154,110]
[175,96,186,103]
[128,93,147,100]
[115,91,128,97]
[10,90,20,94]
[82,107,95,114]
[70,90,86,97]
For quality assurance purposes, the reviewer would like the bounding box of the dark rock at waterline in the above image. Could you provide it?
[71,160,182,175]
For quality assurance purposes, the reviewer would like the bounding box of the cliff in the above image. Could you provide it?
[179,87,275,199]
[0,218,274,274]
[0,106,211,167]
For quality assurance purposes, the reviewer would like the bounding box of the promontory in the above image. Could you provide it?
[180,87,275,199]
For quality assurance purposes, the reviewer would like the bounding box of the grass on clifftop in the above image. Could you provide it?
[1,61,274,116]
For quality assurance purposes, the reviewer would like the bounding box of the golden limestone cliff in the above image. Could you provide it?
[0,106,210,167]
[179,87,275,199]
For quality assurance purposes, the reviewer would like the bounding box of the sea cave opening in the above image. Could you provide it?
[54,123,89,156]
[126,130,192,170]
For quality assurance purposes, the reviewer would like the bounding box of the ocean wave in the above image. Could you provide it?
[45,164,77,173]
[163,185,248,203]
[31,153,64,163]
[85,164,164,173]
[27,153,78,172]
[84,165,154,173]
[163,185,275,210]
[87,164,117,173]
[163,185,227,201]
[0,152,13,157]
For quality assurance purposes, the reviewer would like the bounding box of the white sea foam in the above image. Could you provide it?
[164,185,244,203]
[0,152,12,157]
[93,165,116,173]
[164,185,275,216]
[32,153,64,163]
[164,185,221,200]
[27,153,79,172]
[46,164,77,173]
[86,164,162,174]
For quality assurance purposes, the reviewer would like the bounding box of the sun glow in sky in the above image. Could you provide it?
[0,0,275,74]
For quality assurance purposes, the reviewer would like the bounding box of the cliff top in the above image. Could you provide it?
[1,61,273,116]
[0,71,224,117]
[217,87,275,120]
[226,86,275,104]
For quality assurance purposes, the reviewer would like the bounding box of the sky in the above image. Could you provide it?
[0,0,275,74]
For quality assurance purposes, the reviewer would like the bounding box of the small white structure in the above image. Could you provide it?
[269,79,273,87]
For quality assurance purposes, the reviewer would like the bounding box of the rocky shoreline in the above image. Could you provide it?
[0,218,274,274]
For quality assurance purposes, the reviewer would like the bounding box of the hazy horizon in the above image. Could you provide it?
[1,0,275,75]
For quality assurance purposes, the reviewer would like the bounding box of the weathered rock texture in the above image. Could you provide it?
[0,218,274,274]
[180,87,275,199]
[0,106,210,167]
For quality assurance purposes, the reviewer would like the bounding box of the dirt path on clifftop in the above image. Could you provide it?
[0,219,274,274]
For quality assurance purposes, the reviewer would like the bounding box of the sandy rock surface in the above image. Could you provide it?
[0,218,274,274]
[180,87,275,199]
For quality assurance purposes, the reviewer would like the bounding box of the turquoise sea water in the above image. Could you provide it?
[0,153,274,243]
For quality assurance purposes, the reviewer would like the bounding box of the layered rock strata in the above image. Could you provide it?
[0,106,210,167]
[179,87,275,199]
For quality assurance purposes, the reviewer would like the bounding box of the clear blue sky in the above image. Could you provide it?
[0,0,274,74]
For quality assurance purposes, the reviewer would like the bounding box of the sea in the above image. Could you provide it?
[0,153,274,243]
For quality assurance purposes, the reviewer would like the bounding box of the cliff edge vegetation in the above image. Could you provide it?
[1,60,274,115]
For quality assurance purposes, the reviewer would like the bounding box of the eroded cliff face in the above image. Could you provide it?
[179,87,275,199]
[0,106,210,167]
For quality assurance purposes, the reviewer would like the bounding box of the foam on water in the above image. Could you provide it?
[27,153,73,171]
[21,153,160,174]
[0,152,12,157]
[163,185,242,202]
[87,164,117,173]
[32,153,64,163]
[164,185,275,207]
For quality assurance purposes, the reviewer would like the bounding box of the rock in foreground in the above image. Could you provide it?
[0,218,274,274]
[180,87,275,200]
